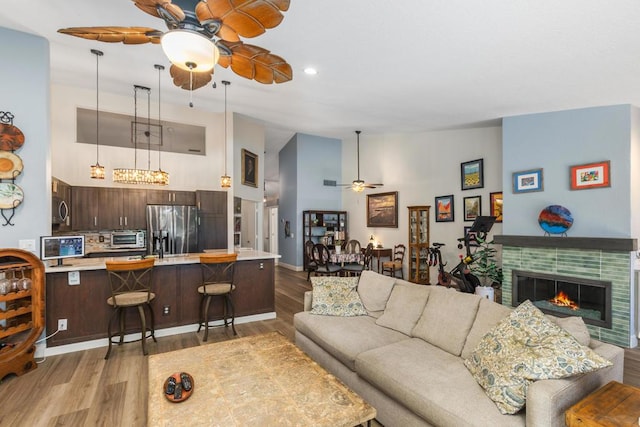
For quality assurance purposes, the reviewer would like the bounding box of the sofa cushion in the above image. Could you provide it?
[546,314,591,347]
[357,270,396,313]
[375,281,431,335]
[355,338,525,427]
[309,276,367,316]
[461,297,512,359]
[412,287,482,356]
[294,311,409,371]
[464,300,612,415]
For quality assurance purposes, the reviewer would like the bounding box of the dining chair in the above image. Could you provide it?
[104,257,156,359]
[342,243,374,277]
[345,239,361,254]
[305,240,317,281]
[312,243,341,276]
[382,244,406,279]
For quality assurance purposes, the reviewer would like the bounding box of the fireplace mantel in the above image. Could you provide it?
[494,235,637,252]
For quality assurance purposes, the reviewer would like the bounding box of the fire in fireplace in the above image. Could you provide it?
[512,270,612,329]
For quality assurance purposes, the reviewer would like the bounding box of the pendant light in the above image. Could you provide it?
[153,64,169,185]
[220,80,231,189]
[89,49,105,179]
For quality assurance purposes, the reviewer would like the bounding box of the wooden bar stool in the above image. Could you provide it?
[104,258,156,359]
[198,253,238,341]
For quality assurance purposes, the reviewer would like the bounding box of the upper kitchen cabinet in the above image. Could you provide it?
[196,190,227,251]
[71,186,147,231]
[147,190,196,206]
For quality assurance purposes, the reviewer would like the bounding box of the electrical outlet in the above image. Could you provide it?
[162,305,170,316]
[58,318,68,331]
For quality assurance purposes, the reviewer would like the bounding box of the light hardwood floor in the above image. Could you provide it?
[2,267,640,426]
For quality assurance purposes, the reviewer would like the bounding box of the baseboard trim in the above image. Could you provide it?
[279,262,303,272]
[43,312,277,357]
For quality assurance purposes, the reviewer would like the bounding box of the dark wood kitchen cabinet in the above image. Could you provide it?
[71,186,148,231]
[196,190,227,250]
[147,190,195,206]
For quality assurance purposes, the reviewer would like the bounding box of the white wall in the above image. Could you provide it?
[342,127,503,276]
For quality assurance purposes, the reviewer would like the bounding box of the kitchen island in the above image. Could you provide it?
[43,250,279,354]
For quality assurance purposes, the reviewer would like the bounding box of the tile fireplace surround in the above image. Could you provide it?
[494,235,637,348]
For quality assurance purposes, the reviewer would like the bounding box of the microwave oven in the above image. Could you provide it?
[110,231,146,249]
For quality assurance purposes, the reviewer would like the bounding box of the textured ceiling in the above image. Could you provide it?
[2,0,640,183]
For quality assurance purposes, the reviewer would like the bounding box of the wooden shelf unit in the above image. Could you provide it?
[0,249,45,379]
[407,206,431,284]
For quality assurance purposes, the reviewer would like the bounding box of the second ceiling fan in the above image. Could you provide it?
[338,130,383,192]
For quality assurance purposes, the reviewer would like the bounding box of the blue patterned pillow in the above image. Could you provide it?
[464,300,612,414]
[310,276,368,316]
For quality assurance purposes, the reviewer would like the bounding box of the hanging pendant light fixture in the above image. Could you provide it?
[220,80,231,189]
[113,85,161,184]
[89,48,105,179]
[153,64,169,186]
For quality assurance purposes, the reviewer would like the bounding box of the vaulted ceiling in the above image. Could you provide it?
[2,1,640,183]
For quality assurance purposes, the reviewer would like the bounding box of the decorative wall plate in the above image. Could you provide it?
[0,183,24,209]
[538,205,573,235]
[0,152,23,179]
[0,123,25,151]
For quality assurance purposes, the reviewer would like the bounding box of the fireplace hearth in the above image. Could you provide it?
[512,269,612,329]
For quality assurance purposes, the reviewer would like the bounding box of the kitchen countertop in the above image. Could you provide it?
[44,249,281,273]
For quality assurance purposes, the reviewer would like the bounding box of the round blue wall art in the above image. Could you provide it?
[538,205,573,236]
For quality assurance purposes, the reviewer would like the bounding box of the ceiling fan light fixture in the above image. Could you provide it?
[352,180,366,193]
[161,29,219,72]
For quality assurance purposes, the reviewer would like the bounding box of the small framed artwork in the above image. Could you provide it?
[241,148,258,187]
[570,160,611,190]
[512,168,543,193]
[366,191,399,228]
[463,195,481,222]
[489,191,503,223]
[461,159,484,190]
[435,195,454,222]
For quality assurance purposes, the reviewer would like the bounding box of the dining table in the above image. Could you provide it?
[329,251,364,266]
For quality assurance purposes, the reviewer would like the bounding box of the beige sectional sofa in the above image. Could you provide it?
[293,271,624,427]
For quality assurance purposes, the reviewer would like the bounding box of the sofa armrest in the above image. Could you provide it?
[525,340,624,427]
[303,291,313,312]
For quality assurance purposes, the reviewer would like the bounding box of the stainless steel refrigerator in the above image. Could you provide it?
[147,205,198,256]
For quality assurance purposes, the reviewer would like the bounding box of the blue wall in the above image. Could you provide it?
[0,28,50,251]
[278,133,342,267]
[502,105,632,237]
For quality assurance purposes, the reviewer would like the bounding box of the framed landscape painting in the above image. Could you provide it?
[435,195,454,222]
[461,159,484,190]
[489,191,503,223]
[463,195,481,221]
[367,192,398,228]
[570,160,610,190]
[512,168,543,193]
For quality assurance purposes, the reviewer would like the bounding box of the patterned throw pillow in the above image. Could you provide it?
[310,276,368,316]
[464,300,612,415]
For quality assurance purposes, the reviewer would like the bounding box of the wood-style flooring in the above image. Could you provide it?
[2,266,640,426]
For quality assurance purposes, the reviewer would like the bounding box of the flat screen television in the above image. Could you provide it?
[40,235,85,267]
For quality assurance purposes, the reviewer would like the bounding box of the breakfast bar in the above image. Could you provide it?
[43,250,279,350]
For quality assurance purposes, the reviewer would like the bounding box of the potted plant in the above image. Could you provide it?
[470,236,503,289]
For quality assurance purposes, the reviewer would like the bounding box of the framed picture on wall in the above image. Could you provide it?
[461,159,484,190]
[241,149,258,187]
[435,195,454,222]
[463,195,481,222]
[366,191,399,228]
[489,191,503,223]
[512,168,543,193]
[569,160,610,190]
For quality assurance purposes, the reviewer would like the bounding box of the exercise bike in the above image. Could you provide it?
[428,216,496,293]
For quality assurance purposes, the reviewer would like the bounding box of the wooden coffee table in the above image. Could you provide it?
[147,332,376,426]
[565,381,640,427]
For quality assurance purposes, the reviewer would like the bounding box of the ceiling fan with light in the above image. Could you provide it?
[337,130,383,192]
[58,0,292,92]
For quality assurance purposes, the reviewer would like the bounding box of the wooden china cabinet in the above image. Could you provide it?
[0,248,45,379]
[407,206,430,284]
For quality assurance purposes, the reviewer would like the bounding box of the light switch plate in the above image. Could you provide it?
[68,271,80,285]
[18,239,36,253]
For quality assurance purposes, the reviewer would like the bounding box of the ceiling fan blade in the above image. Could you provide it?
[218,40,292,84]
[133,0,185,22]
[196,0,289,41]
[58,27,163,44]
[169,64,213,90]
[364,184,384,188]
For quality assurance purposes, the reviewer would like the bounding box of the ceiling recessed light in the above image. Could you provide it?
[303,67,318,75]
